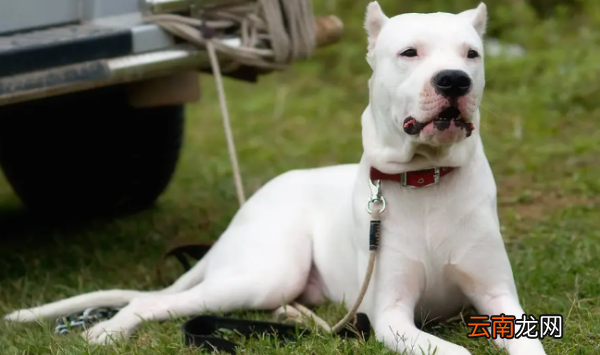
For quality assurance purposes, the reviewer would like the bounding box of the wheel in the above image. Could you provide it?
[0,84,184,218]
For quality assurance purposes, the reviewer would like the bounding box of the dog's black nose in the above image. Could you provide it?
[432,70,472,97]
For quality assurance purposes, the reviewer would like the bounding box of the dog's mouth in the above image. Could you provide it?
[403,107,475,137]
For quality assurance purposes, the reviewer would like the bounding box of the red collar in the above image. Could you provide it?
[370,166,455,188]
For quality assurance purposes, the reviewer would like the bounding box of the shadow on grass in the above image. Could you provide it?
[0,203,167,281]
[0,203,155,244]
[0,206,88,243]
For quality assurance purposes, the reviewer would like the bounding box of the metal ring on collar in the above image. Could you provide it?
[366,196,386,214]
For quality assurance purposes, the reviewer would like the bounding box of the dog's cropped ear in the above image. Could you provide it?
[365,2,389,53]
[458,2,487,37]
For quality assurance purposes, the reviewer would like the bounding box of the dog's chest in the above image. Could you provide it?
[379,187,469,256]
[374,186,474,314]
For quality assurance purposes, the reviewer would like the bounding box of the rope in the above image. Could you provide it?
[144,0,317,70]
[144,0,317,207]
[205,42,246,205]
[332,251,378,333]
[145,0,377,336]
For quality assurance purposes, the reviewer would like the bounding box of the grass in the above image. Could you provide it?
[1,0,600,354]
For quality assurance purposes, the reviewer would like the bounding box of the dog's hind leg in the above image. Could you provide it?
[83,229,313,344]
[83,264,311,344]
[156,250,210,294]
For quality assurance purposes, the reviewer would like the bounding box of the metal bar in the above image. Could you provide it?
[0,44,213,107]
[147,0,190,14]
[146,0,228,14]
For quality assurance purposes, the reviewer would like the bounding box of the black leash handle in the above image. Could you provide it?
[182,313,371,354]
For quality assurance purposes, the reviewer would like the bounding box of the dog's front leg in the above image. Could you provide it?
[470,292,546,355]
[369,257,471,355]
[454,233,547,355]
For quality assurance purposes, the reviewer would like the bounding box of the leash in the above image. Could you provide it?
[53,293,371,353]
[330,177,384,333]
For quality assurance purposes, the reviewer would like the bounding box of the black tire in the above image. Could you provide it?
[0,84,184,218]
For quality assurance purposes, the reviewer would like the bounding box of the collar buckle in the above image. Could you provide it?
[400,167,440,188]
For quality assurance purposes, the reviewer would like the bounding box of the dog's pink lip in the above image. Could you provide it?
[421,120,471,143]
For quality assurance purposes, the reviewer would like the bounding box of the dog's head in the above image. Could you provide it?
[365,2,487,148]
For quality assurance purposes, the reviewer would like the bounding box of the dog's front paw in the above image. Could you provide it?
[82,320,133,345]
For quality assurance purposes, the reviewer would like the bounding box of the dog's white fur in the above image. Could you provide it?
[4,3,547,354]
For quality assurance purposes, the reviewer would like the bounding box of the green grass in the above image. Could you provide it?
[2,0,600,354]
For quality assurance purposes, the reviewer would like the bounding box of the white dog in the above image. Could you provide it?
[5,3,548,355]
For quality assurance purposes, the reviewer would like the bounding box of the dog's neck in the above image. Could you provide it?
[360,103,481,174]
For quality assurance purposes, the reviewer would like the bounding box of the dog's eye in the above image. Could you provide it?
[467,49,480,59]
[399,48,418,57]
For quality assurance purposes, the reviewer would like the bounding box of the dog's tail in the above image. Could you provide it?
[3,289,153,322]
[4,253,211,323]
